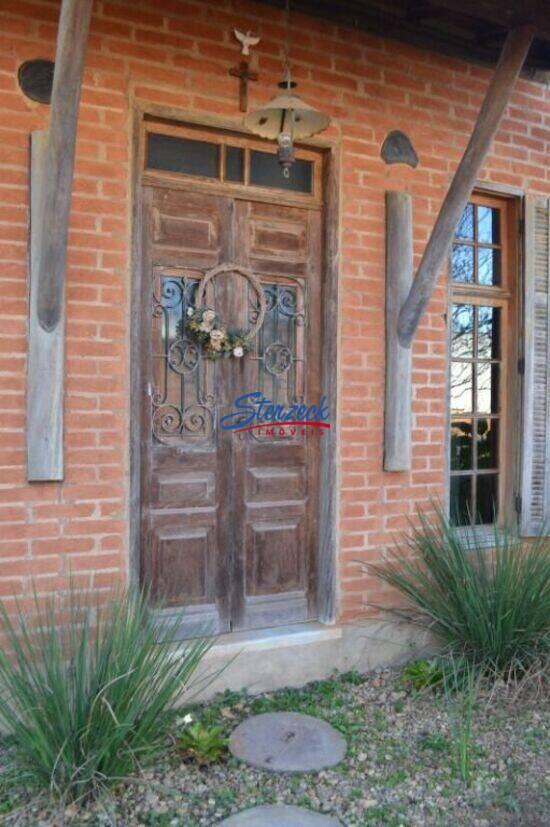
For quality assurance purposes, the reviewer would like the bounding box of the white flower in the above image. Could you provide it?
[183,713,193,725]
[233,345,244,358]
[187,307,195,317]
[199,310,217,332]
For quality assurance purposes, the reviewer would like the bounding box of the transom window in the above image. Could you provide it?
[144,125,318,198]
[449,194,516,527]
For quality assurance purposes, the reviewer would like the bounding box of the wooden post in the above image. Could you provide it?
[317,150,340,623]
[27,0,93,480]
[36,0,93,332]
[384,192,413,471]
[27,131,65,480]
[397,24,535,348]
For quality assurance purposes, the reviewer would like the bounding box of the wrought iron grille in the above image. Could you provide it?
[151,271,307,445]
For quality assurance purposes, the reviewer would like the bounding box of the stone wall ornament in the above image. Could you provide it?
[381,130,419,167]
[183,263,266,359]
[234,29,260,56]
[18,59,55,104]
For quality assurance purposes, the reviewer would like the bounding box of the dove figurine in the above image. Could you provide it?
[234,29,260,56]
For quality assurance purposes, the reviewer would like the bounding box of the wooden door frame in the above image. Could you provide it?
[128,105,341,626]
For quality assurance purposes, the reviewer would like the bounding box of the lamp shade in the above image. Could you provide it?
[244,90,330,140]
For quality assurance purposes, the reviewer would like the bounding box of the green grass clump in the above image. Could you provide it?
[368,507,550,677]
[0,588,211,804]
[443,657,479,786]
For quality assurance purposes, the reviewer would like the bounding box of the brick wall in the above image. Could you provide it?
[0,0,548,620]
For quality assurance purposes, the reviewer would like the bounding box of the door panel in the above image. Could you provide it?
[141,185,323,635]
[141,187,233,634]
[235,200,322,629]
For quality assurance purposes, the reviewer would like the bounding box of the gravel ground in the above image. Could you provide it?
[1,669,548,826]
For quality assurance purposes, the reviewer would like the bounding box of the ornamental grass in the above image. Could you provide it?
[0,587,210,805]
[368,507,550,677]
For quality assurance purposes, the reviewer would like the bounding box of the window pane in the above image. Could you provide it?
[147,133,219,178]
[451,362,473,414]
[450,476,472,526]
[225,145,244,182]
[477,306,501,360]
[478,246,501,286]
[477,205,500,244]
[476,363,499,414]
[451,420,473,470]
[477,418,499,470]
[476,474,498,524]
[456,203,474,240]
[451,304,474,358]
[451,244,474,282]
[249,150,313,193]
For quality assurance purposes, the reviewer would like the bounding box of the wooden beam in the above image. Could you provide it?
[384,192,413,471]
[27,132,65,481]
[36,0,93,332]
[26,0,92,481]
[397,24,535,348]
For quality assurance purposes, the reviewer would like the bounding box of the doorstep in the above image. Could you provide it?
[185,619,431,702]
[187,621,343,702]
[210,621,342,655]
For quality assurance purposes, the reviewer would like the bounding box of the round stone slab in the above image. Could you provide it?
[219,804,343,826]
[229,712,346,773]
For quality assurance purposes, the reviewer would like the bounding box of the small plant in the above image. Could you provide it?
[444,657,479,786]
[493,779,521,815]
[0,767,21,816]
[0,587,211,804]
[402,657,471,693]
[401,658,445,691]
[367,506,550,678]
[177,717,228,765]
[339,670,366,686]
[418,732,450,753]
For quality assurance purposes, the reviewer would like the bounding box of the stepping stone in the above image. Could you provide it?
[218,804,343,826]
[229,712,346,773]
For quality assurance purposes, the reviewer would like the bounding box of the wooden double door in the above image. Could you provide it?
[139,183,324,634]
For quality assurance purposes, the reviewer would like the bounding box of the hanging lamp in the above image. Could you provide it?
[243,1,330,177]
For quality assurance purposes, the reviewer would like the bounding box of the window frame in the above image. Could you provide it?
[447,191,519,531]
[141,120,324,208]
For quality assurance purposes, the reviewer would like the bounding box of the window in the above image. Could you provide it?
[147,133,220,179]
[145,128,316,196]
[449,195,516,527]
[249,150,313,193]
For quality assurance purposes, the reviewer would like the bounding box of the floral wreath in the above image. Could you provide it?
[182,264,266,360]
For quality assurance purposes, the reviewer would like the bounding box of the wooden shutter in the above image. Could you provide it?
[521,196,550,535]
